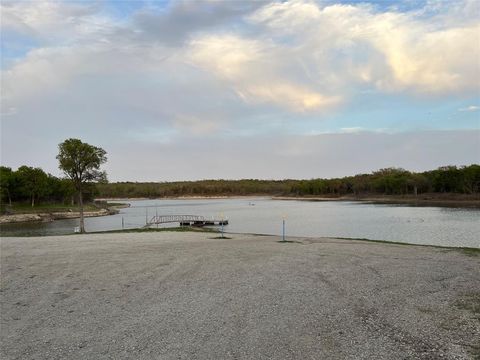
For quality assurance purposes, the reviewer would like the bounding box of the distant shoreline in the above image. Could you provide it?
[95,195,270,202]
[273,194,480,208]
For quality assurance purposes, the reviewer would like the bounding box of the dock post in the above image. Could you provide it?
[221,213,224,238]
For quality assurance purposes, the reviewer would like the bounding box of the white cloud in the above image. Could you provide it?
[0,1,112,45]
[188,34,341,112]
[1,0,479,180]
[182,0,480,113]
[339,127,364,133]
[3,0,479,118]
[248,0,480,94]
[459,105,480,112]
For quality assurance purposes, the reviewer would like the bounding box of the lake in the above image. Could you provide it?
[1,198,479,248]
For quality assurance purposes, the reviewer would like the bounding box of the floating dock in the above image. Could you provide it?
[146,215,228,227]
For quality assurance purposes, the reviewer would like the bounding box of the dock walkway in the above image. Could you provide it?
[146,214,228,227]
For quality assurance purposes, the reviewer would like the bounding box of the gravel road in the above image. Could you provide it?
[1,232,479,359]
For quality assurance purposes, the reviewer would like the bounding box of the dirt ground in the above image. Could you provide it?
[1,232,479,359]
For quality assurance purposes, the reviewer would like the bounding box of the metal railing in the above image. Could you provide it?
[147,215,206,225]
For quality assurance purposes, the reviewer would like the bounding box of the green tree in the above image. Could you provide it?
[59,178,77,205]
[461,164,480,193]
[406,173,429,195]
[0,166,15,206]
[430,166,463,193]
[57,139,107,233]
[16,166,49,207]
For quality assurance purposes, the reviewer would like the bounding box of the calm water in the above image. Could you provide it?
[1,198,479,248]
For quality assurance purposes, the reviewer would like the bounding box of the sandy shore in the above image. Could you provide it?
[1,232,479,359]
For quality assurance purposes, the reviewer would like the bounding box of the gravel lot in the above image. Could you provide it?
[1,232,479,359]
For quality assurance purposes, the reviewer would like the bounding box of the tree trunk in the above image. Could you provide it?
[31,194,35,207]
[7,190,11,206]
[78,190,85,233]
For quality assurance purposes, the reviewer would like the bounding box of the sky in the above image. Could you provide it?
[1,0,479,181]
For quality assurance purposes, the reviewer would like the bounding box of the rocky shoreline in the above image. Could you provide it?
[0,209,116,224]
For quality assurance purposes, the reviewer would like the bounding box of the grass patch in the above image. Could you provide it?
[454,292,480,358]
[332,237,480,256]
[330,237,440,250]
[469,346,480,360]
[416,306,435,315]
[457,247,480,257]
[333,237,427,247]
[277,240,304,244]
[106,202,130,207]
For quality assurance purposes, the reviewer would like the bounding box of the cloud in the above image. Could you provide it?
[3,0,479,117]
[339,127,365,133]
[132,0,267,46]
[248,0,480,94]
[188,35,341,112]
[0,1,110,46]
[459,105,479,112]
[1,0,479,181]
[185,0,479,112]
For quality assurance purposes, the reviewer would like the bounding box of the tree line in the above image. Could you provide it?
[95,165,480,198]
[2,164,479,209]
[0,165,100,208]
[289,165,480,196]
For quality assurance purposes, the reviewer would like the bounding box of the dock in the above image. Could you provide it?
[146,215,228,227]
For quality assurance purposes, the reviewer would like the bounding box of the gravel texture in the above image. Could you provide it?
[1,232,479,359]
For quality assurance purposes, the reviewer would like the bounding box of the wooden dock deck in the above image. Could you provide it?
[146,215,228,227]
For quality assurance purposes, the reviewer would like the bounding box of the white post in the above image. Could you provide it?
[221,213,224,238]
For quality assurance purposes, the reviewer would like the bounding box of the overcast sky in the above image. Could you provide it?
[1,0,479,181]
